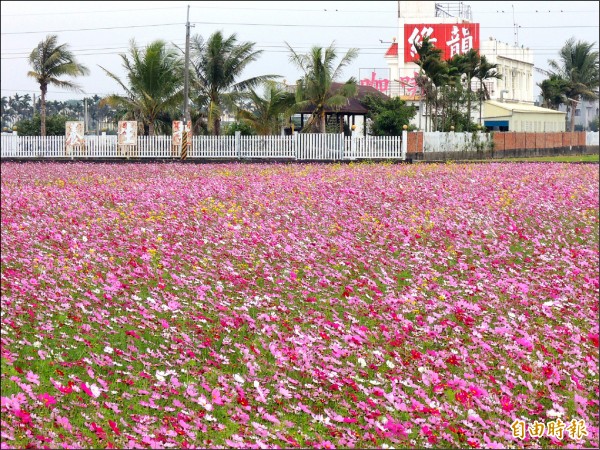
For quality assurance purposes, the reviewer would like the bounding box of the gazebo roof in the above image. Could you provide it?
[293,83,389,115]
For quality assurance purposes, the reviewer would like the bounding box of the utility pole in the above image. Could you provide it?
[183,5,192,123]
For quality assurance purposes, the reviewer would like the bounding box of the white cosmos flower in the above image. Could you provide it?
[386,360,395,369]
[90,384,101,398]
[234,374,245,384]
[357,357,367,368]
[155,371,167,382]
[104,346,113,354]
[198,396,213,411]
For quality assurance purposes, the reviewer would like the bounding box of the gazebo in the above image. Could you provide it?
[291,83,389,136]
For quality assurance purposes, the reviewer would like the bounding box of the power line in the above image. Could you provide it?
[191,21,599,30]
[0,23,184,35]
[2,49,589,61]
[0,5,395,16]
[1,88,113,95]
[2,4,597,17]
[3,20,598,35]
[0,6,180,16]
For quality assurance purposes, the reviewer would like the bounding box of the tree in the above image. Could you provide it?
[454,49,480,131]
[15,113,72,136]
[414,37,445,131]
[287,42,358,133]
[538,75,570,110]
[548,37,599,131]
[236,81,297,135]
[100,39,184,136]
[27,35,89,136]
[360,94,416,135]
[223,121,255,136]
[190,31,274,136]
[0,96,8,128]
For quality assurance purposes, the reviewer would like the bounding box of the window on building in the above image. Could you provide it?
[575,109,581,117]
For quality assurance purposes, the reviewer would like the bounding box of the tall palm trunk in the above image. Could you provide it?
[40,84,47,137]
[213,117,221,136]
[466,75,472,131]
[570,98,578,132]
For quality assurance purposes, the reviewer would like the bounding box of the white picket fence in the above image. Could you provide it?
[0,133,406,160]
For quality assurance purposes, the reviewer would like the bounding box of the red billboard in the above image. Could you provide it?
[404,23,480,62]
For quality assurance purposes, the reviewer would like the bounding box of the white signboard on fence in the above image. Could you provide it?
[172,121,183,146]
[118,121,137,146]
[65,121,84,147]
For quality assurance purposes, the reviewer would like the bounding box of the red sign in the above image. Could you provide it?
[404,23,480,62]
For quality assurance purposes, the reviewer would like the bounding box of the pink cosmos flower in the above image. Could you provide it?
[55,415,72,431]
[26,371,40,386]
[38,393,56,407]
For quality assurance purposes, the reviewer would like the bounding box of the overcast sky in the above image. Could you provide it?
[1,1,598,102]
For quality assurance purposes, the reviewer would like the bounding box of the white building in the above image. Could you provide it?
[558,99,600,131]
[382,1,542,130]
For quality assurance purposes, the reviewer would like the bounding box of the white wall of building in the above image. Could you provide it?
[478,38,534,104]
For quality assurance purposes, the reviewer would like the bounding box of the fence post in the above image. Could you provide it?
[293,133,298,160]
[235,131,241,159]
[401,128,408,160]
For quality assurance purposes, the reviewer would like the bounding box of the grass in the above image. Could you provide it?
[450,154,600,163]
[498,154,599,163]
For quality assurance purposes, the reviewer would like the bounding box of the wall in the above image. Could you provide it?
[406,131,598,160]
[479,39,534,103]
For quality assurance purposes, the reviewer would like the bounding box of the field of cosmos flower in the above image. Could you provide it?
[1,161,598,449]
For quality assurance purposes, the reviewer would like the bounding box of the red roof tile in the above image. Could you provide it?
[385,43,398,57]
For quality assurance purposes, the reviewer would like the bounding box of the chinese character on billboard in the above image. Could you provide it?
[404,23,480,62]
[398,72,421,96]
[359,69,391,94]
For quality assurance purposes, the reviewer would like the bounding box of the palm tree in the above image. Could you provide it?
[287,42,358,133]
[538,74,570,110]
[190,31,274,136]
[414,37,444,131]
[475,55,502,127]
[20,94,33,119]
[27,35,89,136]
[0,96,8,128]
[549,37,599,131]
[236,81,297,135]
[455,49,480,131]
[99,39,183,136]
[9,94,23,122]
